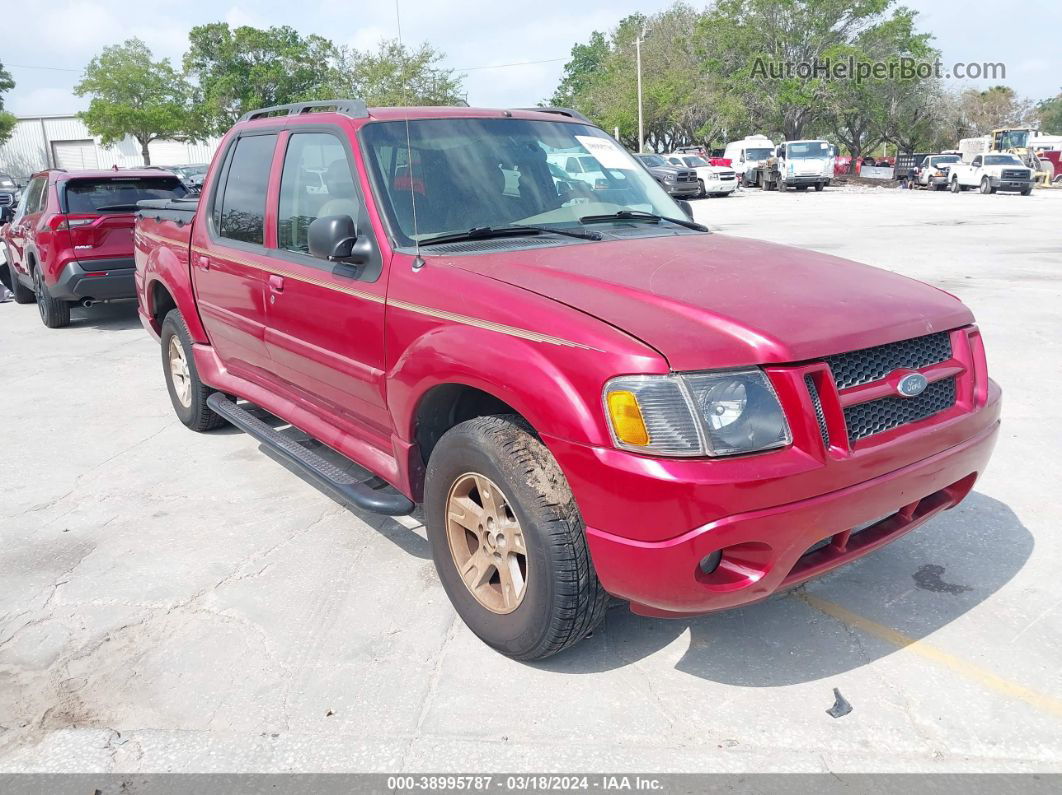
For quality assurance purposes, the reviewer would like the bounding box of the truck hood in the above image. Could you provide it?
[447,233,972,370]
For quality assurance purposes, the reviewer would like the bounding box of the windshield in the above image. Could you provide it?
[786,141,831,159]
[362,118,683,245]
[637,154,666,168]
[932,156,960,165]
[682,156,708,167]
[997,130,1030,149]
[745,148,772,160]
[984,155,1024,166]
[63,176,187,213]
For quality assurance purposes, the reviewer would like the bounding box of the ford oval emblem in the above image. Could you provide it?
[897,373,929,398]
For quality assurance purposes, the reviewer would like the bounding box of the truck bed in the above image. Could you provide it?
[137,197,199,225]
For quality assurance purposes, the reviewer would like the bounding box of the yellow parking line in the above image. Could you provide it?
[798,592,1062,719]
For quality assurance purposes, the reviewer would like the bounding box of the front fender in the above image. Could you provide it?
[387,322,615,448]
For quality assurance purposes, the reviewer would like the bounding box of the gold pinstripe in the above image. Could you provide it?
[139,233,599,350]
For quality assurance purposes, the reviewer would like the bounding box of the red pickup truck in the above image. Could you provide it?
[134,101,1001,660]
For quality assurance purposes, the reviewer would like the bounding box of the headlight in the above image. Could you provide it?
[663,173,675,181]
[603,370,791,457]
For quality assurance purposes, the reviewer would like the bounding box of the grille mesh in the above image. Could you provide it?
[826,332,952,390]
[804,375,830,448]
[844,377,956,441]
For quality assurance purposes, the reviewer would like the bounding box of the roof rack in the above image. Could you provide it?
[515,107,592,124]
[239,99,369,123]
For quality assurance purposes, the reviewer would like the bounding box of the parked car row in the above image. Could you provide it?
[2,102,1001,663]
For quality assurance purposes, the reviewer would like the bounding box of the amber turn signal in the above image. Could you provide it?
[606,390,650,446]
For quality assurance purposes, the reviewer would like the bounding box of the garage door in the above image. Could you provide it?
[51,140,99,170]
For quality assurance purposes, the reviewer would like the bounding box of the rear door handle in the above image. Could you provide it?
[268,274,284,293]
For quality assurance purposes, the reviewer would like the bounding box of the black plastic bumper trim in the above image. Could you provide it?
[206,393,415,516]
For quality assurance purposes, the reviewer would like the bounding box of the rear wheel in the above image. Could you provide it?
[425,415,608,660]
[33,268,70,328]
[160,309,227,431]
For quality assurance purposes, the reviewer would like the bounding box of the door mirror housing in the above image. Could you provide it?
[675,199,695,221]
[308,215,359,262]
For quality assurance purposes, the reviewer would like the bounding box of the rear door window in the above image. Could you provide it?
[63,177,187,213]
[217,134,278,245]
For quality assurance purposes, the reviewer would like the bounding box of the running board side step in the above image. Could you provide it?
[206,393,415,516]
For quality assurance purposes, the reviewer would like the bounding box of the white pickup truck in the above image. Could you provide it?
[949,153,1034,195]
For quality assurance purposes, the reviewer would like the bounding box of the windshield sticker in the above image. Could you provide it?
[575,136,631,169]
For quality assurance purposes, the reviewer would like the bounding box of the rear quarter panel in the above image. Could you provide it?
[134,216,205,341]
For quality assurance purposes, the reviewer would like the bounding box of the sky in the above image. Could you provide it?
[2,0,1058,117]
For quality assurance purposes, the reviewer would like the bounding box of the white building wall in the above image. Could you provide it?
[0,115,222,179]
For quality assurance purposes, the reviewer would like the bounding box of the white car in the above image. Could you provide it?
[664,154,737,197]
[545,153,609,190]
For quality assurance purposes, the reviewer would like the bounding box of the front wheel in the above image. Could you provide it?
[697,179,706,198]
[980,177,994,194]
[1021,186,1032,196]
[814,182,824,191]
[425,415,608,660]
[950,178,961,193]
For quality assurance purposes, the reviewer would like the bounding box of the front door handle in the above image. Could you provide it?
[268,274,284,293]
[196,255,210,270]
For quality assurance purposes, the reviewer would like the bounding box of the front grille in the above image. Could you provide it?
[826,332,952,390]
[1001,169,1028,180]
[718,171,736,180]
[805,375,830,448]
[844,377,956,441]
[676,172,697,183]
[0,193,13,207]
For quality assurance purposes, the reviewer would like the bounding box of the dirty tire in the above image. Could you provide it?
[33,268,70,328]
[950,177,961,193]
[425,415,608,660]
[980,177,994,195]
[160,309,227,432]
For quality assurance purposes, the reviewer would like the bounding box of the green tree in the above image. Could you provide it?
[183,23,336,132]
[329,40,464,106]
[74,39,199,165]
[957,85,1034,135]
[1037,91,1062,134]
[698,0,931,141]
[0,61,16,147]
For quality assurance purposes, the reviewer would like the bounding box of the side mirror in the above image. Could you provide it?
[308,215,359,262]
[675,199,695,221]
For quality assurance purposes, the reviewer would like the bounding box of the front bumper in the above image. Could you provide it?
[547,376,1000,617]
[664,181,700,197]
[989,177,1033,192]
[705,180,737,195]
[50,258,136,301]
[784,175,827,186]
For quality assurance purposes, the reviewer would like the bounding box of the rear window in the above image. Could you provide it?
[63,177,187,213]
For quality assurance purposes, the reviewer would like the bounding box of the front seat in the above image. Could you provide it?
[318,159,361,222]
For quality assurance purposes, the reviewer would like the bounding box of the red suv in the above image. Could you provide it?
[2,169,187,327]
[134,101,1000,660]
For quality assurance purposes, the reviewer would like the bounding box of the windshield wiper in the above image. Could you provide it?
[92,203,143,212]
[419,224,600,246]
[578,210,708,232]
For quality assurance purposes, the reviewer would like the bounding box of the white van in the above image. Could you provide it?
[723,135,776,186]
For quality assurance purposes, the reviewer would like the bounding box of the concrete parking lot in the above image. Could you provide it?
[1,185,1060,773]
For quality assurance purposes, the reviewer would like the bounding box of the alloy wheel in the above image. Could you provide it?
[445,472,528,614]
[168,336,192,408]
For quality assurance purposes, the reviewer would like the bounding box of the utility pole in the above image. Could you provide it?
[636,30,645,153]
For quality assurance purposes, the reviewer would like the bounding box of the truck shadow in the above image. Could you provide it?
[241,403,432,560]
[536,492,1031,685]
